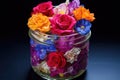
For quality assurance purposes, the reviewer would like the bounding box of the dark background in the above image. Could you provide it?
[0,0,120,80]
[1,0,120,42]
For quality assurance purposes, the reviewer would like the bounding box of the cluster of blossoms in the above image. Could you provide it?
[27,0,95,36]
[28,0,95,78]
[30,38,89,77]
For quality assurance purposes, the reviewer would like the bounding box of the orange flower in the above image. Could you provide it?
[73,6,95,22]
[27,13,50,33]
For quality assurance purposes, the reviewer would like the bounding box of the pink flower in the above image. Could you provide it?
[32,1,54,16]
[50,14,76,35]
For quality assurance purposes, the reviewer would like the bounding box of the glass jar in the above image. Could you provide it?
[29,29,91,80]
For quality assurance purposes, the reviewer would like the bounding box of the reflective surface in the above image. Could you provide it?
[0,41,120,80]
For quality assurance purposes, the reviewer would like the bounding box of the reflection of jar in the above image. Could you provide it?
[29,29,91,80]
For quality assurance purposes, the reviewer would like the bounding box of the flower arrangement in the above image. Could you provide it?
[27,0,95,36]
[27,0,95,79]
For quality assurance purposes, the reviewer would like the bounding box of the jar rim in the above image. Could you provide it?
[29,29,91,37]
[28,29,91,45]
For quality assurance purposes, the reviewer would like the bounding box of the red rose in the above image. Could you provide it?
[32,1,54,16]
[47,52,66,68]
[50,14,76,35]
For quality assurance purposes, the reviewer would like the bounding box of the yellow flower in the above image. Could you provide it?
[27,13,50,33]
[73,6,95,22]
[59,73,64,77]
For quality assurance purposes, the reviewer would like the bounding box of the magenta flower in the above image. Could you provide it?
[50,14,76,35]
[32,1,54,16]
[55,36,75,52]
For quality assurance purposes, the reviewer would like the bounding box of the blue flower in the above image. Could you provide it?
[47,45,56,52]
[35,44,47,51]
[75,19,92,35]
[33,39,57,60]
[30,39,35,46]
[45,39,57,52]
[35,44,47,60]
[45,39,54,45]
[39,49,47,60]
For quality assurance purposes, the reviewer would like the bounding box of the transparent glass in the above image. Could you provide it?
[29,29,91,80]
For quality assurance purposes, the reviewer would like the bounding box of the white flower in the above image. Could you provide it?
[38,61,50,73]
[53,3,68,14]
[64,47,81,63]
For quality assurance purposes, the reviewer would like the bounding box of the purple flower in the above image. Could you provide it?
[55,36,75,52]
[70,49,88,75]
[31,46,41,66]
[75,19,92,35]
[50,68,65,77]
[68,0,80,15]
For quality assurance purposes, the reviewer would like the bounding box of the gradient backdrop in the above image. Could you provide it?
[0,0,120,80]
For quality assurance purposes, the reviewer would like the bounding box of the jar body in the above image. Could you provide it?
[29,30,91,80]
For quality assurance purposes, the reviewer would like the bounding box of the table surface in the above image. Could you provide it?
[0,40,120,80]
